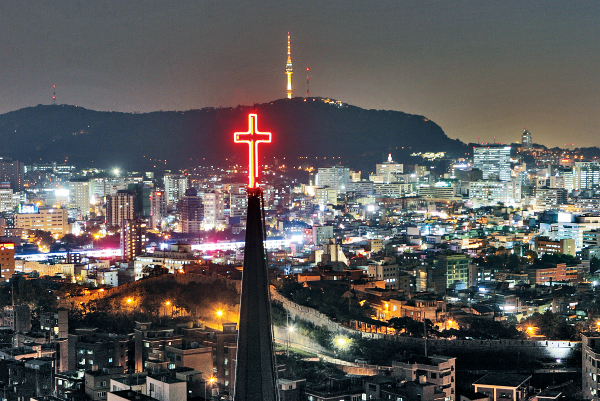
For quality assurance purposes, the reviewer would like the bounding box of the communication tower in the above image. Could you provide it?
[286,32,293,99]
[306,67,310,97]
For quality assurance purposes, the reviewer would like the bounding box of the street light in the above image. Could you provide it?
[216,310,223,331]
[205,376,216,400]
[334,336,351,353]
[287,325,294,356]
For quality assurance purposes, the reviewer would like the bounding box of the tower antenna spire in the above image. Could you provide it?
[285,32,293,99]
[306,67,310,97]
[52,84,56,105]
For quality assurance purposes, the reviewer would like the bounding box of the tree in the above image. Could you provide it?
[32,230,54,249]
[591,256,600,273]
[141,264,170,277]
[524,250,538,262]
[506,254,520,271]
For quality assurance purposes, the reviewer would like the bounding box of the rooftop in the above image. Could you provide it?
[473,373,531,388]
[109,390,156,401]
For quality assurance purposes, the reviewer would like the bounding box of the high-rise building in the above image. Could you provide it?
[106,190,136,227]
[376,154,404,183]
[573,162,600,191]
[164,173,188,205]
[202,191,224,229]
[121,219,146,262]
[69,178,91,219]
[229,184,248,219]
[0,158,21,190]
[0,186,13,213]
[178,188,203,234]
[89,177,125,202]
[533,187,568,210]
[128,183,152,218]
[150,189,166,229]
[521,130,532,149]
[473,145,512,182]
[316,166,351,193]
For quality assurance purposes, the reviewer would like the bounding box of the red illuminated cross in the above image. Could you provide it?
[234,114,272,188]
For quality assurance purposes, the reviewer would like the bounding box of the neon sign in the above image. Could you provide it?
[234,114,272,188]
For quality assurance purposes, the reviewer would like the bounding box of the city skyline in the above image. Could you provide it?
[0,2,599,149]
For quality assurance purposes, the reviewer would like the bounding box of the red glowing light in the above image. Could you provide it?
[234,114,272,188]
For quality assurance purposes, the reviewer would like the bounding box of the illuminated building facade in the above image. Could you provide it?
[106,190,136,227]
[436,254,469,291]
[286,32,293,99]
[228,183,247,219]
[164,173,188,205]
[573,161,600,191]
[15,208,69,237]
[473,145,511,182]
[178,188,203,234]
[375,154,404,183]
[316,166,351,193]
[202,191,224,229]
[0,158,21,190]
[533,187,568,210]
[150,189,166,229]
[0,187,14,213]
[534,236,575,256]
[0,243,15,281]
[121,219,146,262]
[521,129,532,149]
[69,178,91,219]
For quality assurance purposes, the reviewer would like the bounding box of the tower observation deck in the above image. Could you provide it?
[286,32,293,99]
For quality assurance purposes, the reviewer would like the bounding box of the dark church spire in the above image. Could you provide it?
[233,114,278,401]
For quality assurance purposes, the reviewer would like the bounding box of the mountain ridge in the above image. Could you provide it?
[0,97,467,172]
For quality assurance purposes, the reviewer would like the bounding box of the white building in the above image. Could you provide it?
[202,191,224,230]
[164,173,188,205]
[468,180,521,207]
[573,162,600,191]
[0,188,13,213]
[375,154,404,183]
[316,166,350,193]
[69,179,90,219]
[473,145,512,182]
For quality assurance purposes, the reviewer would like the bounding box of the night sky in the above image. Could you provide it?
[0,1,599,148]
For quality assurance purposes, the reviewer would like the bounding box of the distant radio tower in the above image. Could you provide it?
[306,67,310,97]
[285,32,293,99]
[52,84,56,105]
